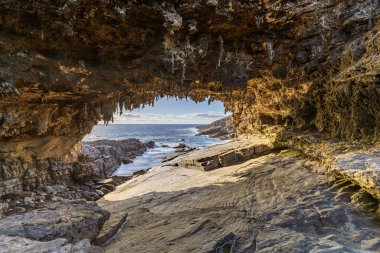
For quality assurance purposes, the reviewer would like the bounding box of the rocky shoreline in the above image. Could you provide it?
[0,138,155,252]
[0,136,380,252]
[98,138,380,252]
[1,0,380,251]
[196,116,236,140]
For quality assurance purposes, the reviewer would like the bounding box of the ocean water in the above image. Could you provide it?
[83,124,226,176]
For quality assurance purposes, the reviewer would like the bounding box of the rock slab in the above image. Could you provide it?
[0,201,109,243]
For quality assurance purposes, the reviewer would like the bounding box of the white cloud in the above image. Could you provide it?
[111,110,231,124]
[190,113,225,118]
[123,113,141,118]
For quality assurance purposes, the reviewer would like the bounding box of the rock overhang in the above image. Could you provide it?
[1,0,380,151]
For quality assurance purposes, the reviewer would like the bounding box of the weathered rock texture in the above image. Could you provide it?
[0,138,153,195]
[78,139,154,181]
[98,148,380,252]
[1,0,380,212]
[1,0,380,142]
[167,137,272,171]
[0,200,108,253]
[0,201,109,243]
[0,236,93,253]
[277,132,380,200]
[196,116,236,140]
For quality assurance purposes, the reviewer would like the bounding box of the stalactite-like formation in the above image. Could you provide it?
[217,35,224,69]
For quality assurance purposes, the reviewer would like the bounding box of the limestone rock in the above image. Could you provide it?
[168,138,272,171]
[0,201,109,243]
[97,145,380,252]
[0,235,93,253]
[75,139,155,182]
[196,116,236,140]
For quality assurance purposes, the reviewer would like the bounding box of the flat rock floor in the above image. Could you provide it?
[98,150,380,253]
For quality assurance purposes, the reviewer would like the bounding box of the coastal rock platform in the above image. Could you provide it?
[97,141,380,253]
[166,138,272,171]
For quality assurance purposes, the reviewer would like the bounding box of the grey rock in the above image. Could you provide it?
[83,191,100,200]
[95,190,104,197]
[23,196,34,204]
[169,138,271,171]
[0,81,20,98]
[0,203,9,213]
[0,236,93,253]
[196,116,236,140]
[44,184,67,195]
[0,202,109,243]
[0,235,69,253]
[1,191,33,200]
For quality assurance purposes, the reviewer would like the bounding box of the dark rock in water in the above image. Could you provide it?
[132,169,150,177]
[174,143,187,149]
[145,141,155,149]
[122,158,133,164]
[173,143,196,153]
[196,116,236,140]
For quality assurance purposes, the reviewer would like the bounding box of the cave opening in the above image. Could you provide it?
[82,96,233,176]
[1,1,380,251]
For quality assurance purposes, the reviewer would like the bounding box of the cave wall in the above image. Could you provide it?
[1,0,380,191]
[1,0,379,142]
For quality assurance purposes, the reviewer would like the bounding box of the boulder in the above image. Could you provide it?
[0,235,93,253]
[44,184,67,195]
[0,201,109,243]
[174,143,187,149]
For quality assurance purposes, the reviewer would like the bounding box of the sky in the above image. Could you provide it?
[111,97,230,124]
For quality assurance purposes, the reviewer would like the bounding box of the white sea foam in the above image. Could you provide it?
[83,124,225,176]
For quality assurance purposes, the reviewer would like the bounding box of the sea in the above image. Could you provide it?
[83,124,226,176]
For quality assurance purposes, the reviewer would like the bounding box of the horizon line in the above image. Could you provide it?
[98,123,207,125]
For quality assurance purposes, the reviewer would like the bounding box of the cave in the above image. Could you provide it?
[1,1,380,252]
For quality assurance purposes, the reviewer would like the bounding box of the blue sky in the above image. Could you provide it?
[112,97,230,124]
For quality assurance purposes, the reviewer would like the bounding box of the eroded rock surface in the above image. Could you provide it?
[0,0,380,143]
[278,132,380,201]
[98,147,380,253]
[0,201,108,253]
[77,139,155,181]
[0,137,153,196]
[167,137,272,171]
[0,236,94,253]
[0,201,109,243]
[196,116,236,140]
[1,1,380,251]
[1,0,380,193]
